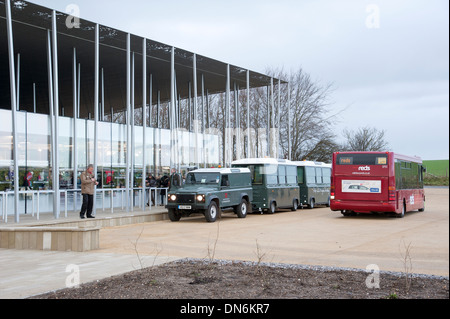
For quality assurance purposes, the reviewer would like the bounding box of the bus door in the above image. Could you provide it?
[334,154,390,202]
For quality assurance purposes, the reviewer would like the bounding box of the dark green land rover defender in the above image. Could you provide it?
[166,168,253,223]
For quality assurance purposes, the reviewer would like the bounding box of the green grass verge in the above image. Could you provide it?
[423,160,449,177]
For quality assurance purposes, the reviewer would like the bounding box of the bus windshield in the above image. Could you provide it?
[336,154,388,166]
[185,173,220,185]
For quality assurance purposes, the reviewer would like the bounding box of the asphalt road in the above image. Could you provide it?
[98,187,449,277]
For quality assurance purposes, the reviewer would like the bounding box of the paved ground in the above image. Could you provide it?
[0,187,448,299]
[98,187,449,277]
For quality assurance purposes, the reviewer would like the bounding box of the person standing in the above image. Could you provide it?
[80,164,98,219]
[146,173,157,206]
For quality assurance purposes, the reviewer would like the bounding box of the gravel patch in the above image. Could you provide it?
[30,258,448,300]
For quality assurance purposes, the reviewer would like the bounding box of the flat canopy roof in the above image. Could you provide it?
[0,0,286,116]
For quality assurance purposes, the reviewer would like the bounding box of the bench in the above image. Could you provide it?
[0,227,100,252]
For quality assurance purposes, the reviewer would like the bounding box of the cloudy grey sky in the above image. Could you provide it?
[29,0,449,160]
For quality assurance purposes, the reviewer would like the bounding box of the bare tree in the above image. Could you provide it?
[342,126,390,152]
[264,67,341,163]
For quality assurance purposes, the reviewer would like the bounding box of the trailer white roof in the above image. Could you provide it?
[191,168,251,174]
[293,161,332,168]
[232,158,297,166]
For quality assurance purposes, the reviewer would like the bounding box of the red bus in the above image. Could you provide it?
[330,152,426,218]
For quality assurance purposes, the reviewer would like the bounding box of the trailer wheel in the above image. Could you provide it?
[308,198,315,209]
[268,201,276,214]
[291,199,298,211]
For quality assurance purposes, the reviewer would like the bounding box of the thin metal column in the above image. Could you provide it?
[246,70,250,158]
[225,64,231,167]
[288,82,292,161]
[52,10,60,219]
[46,29,56,221]
[73,47,78,212]
[270,77,275,159]
[5,0,20,223]
[33,83,36,113]
[235,83,241,161]
[170,47,176,171]
[142,38,147,211]
[125,33,131,212]
[277,79,281,159]
[77,63,81,118]
[101,68,105,121]
[157,90,161,174]
[266,86,270,158]
[16,53,20,111]
[93,23,99,217]
[193,54,198,169]
[131,52,135,211]
[201,74,206,167]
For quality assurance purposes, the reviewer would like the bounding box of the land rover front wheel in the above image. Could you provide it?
[205,201,219,223]
[168,208,181,222]
[236,199,248,219]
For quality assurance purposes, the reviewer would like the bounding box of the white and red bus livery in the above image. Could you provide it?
[330,152,426,218]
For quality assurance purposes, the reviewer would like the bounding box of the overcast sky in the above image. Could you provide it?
[29,0,449,160]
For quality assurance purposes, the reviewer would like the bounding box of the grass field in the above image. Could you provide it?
[423,160,449,186]
[423,160,449,177]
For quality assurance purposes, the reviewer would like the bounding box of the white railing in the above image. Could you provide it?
[0,187,169,224]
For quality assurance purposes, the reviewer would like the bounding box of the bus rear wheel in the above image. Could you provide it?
[341,210,355,217]
[419,201,425,212]
[396,202,406,218]
[308,198,315,209]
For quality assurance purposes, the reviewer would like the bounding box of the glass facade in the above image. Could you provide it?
[0,109,219,216]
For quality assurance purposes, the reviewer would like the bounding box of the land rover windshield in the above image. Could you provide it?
[185,172,220,185]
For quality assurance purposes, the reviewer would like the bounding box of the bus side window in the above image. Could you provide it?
[305,167,315,185]
[253,166,263,185]
[278,165,287,185]
[315,168,323,184]
[265,165,278,185]
[322,168,331,185]
[287,166,297,184]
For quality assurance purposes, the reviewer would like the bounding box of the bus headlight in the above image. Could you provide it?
[196,194,205,202]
